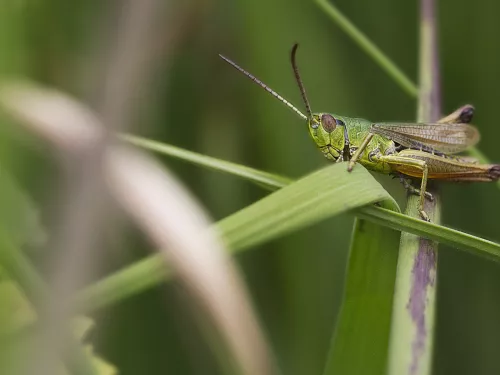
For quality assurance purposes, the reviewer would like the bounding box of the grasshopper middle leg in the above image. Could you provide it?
[374,154,431,221]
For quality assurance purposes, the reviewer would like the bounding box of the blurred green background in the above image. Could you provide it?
[1,0,499,374]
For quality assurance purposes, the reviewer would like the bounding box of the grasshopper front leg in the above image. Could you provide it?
[347,133,374,171]
[374,154,431,221]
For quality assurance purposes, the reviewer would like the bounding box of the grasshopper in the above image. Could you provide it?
[219,44,500,221]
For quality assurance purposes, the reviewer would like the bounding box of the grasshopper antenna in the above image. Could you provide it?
[290,43,312,119]
[219,54,308,121]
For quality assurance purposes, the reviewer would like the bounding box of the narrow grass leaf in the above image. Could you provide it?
[126,136,500,258]
[0,168,47,301]
[314,0,417,97]
[120,134,291,189]
[75,163,399,312]
[357,207,500,262]
[323,219,400,375]
[216,163,399,251]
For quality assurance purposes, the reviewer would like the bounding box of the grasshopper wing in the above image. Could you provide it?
[371,122,480,154]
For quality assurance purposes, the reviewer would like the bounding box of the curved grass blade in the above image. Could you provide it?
[75,137,500,314]
[122,135,500,257]
[75,207,500,313]
[76,163,399,312]
[215,163,399,251]
[75,139,500,314]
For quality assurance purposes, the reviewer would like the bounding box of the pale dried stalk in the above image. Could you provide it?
[0,82,276,375]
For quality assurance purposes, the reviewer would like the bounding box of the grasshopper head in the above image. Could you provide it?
[220,44,349,162]
[308,113,346,160]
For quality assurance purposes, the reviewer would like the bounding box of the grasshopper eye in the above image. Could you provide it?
[321,114,337,133]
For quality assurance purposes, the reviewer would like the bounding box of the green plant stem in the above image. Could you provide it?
[387,1,440,374]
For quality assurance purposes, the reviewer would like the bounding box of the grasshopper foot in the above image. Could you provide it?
[422,190,434,201]
[419,210,431,222]
[399,176,434,201]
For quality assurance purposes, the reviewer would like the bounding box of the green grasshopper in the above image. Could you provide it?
[219,44,500,221]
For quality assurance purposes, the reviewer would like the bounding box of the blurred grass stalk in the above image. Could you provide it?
[315,0,418,97]
[387,0,441,374]
[0,82,278,375]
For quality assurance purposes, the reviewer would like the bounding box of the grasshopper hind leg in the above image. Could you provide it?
[438,104,474,124]
[375,154,432,221]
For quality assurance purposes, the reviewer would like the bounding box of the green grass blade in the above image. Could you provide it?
[75,204,500,314]
[76,163,398,312]
[75,169,500,317]
[120,133,291,189]
[314,0,417,97]
[124,135,500,258]
[75,138,500,313]
[323,219,400,375]
[357,206,500,261]
[216,163,399,250]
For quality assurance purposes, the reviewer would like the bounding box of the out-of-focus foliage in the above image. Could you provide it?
[0,0,499,374]
[0,279,116,374]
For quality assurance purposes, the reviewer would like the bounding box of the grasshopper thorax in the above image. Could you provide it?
[308,113,347,161]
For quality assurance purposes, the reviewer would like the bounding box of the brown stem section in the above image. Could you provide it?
[408,0,441,373]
